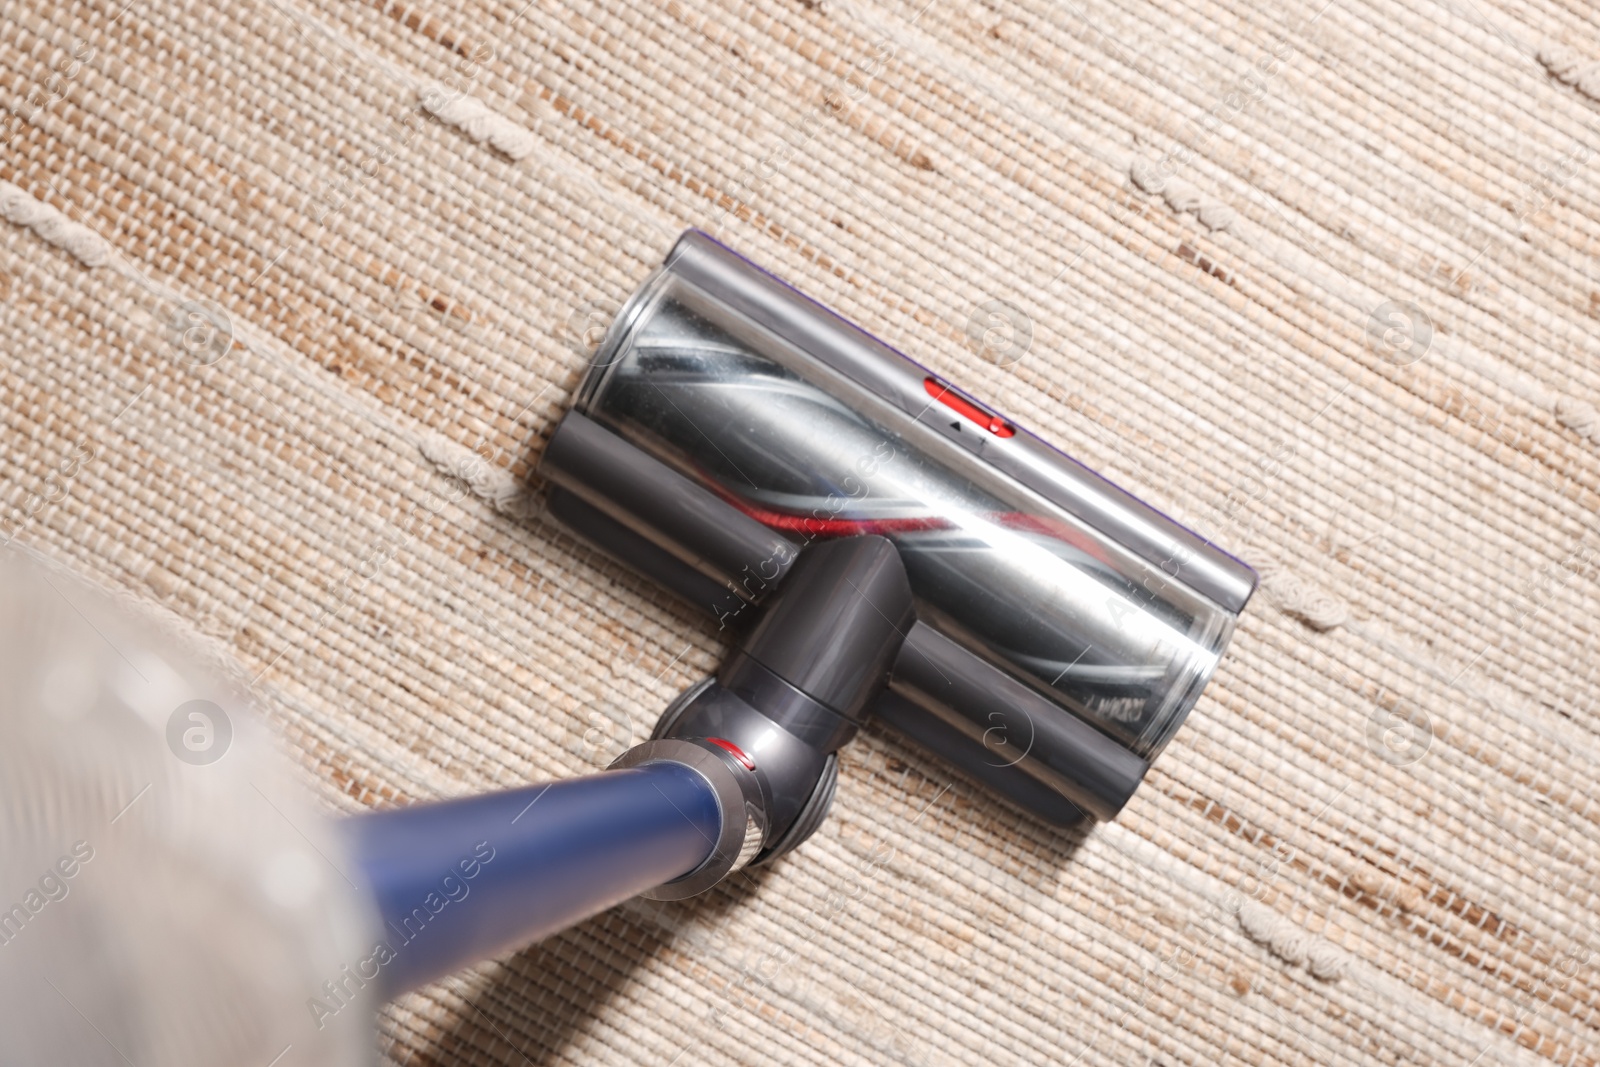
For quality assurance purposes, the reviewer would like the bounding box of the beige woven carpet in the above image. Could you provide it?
[4,0,1599,1063]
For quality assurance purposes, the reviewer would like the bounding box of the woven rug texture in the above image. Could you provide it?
[3,0,1599,1063]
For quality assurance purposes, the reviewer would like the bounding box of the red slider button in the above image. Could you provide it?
[924,377,1016,438]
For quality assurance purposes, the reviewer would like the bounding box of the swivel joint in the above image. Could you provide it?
[615,535,914,896]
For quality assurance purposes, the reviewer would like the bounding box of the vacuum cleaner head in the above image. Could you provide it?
[541,231,1255,843]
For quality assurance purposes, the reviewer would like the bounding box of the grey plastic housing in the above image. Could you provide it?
[540,230,1256,827]
[884,622,1147,822]
[542,410,797,612]
[652,537,914,862]
[731,531,913,724]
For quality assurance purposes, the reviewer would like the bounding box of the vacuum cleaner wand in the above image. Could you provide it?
[339,535,914,995]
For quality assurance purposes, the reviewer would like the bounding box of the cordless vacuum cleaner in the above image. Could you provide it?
[1,232,1256,1064]
[344,230,1257,994]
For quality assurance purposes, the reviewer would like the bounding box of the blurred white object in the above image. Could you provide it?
[0,549,376,1067]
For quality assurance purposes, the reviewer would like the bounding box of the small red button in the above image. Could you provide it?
[924,377,1016,438]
